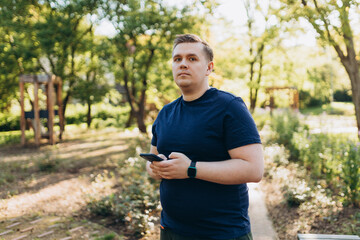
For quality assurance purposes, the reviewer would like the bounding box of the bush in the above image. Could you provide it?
[269,110,308,160]
[299,90,329,108]
[0,113,20,131]
[283,179,311,207]
[252,110,271,131]
[0,130,34,146]
[36,156,59,172]
[87,156,160,237]
[291,131,360,207]
[341,142,360,207]
[334,89,352,102]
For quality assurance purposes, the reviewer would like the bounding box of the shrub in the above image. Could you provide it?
[94,233,117,240]
[87,156,160,237]
[341,142,360,207]
[36,156,59,172]
[0,130,34,146]
[283,179,311,207]
[269,110,308,160]
[0,113,20,131]
[252,110,271,131]
[333,89,352,102]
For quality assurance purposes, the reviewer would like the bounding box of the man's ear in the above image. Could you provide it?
[206,61,214,76]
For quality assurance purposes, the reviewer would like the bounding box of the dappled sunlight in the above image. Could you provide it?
[57,142,128,161]
[0,177,92,219]
[0,127,149,223]
[305,115,357,135]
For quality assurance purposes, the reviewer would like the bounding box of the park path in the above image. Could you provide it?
[248,182,278,240]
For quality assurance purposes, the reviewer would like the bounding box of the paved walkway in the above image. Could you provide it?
[248,182,278,240]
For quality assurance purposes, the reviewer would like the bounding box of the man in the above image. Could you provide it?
[146,34,264,240]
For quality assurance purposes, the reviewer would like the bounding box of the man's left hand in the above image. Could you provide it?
[151,152,191,179]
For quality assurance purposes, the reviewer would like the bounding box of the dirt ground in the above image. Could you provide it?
[0,127,159,240]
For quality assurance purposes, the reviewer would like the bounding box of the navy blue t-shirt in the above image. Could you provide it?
[151,88,261,239]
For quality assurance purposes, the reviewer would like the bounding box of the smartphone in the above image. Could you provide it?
[139,153,164,162]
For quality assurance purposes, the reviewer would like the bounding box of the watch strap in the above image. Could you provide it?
[187,161,197,178]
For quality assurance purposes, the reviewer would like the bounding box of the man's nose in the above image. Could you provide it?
[180,59,188,68]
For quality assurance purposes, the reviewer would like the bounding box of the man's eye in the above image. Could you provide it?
[189,57,196,61]
[174,58,181,62]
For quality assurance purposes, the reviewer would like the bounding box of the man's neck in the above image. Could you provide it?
[182,85,210,102]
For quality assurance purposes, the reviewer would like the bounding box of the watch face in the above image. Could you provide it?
[187,167,197,178]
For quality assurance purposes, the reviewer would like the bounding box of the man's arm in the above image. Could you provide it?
[196,143,264,184]
[150,143,264,185]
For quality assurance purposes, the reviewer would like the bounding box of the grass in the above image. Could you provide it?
[300,102,355,116]
[0,130,34,146]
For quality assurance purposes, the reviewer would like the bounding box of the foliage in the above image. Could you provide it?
[292,132,345,183]
[87,155,160,236]
[252,110,271,131]
[283,179,312,207]
[102,0,212,132]
[36,155,59,172]
[269,110,359,207]
[94,233,117,240]
[299,90,323,108]
[279,0,360,138]
[341,142,360,208]
[334,89,352,102]
[0,130,33,146]
[242,0,283,112]
[269,110,308,160]
[0,112,20,131]
[0,0,40,111]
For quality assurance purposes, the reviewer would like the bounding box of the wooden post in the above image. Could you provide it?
[294,90,299,110]
[34,77,41,146]
[19,81,26,146]
[48,76,55,144]
[57,77,64,140]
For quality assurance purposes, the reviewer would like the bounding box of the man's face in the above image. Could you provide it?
[172,42,213,91]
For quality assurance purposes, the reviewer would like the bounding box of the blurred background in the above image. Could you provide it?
[0,0,359,239]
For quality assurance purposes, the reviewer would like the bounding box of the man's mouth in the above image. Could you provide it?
[178,73,190,76]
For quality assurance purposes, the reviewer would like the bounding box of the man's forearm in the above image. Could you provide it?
[196,158,263,185]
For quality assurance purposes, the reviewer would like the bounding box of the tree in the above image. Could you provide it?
[103,0,204,133]
[33,0,101,129]
[280,0,360,138]
[243,0,282,113]
[0,0,40,111]
[72,35,109,128]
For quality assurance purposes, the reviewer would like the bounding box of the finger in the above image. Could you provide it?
[169,152,183,159]
[158,154,167,160]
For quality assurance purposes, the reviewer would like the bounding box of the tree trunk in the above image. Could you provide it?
[136,110,147,133]
[342,62,360,139]
[126,109,135,128]
[335,44,360,139]
[251,50,264,113]
[62,91,71,126]
[249,60,255,113]
[87,99,92,128]
[135,48,155,133]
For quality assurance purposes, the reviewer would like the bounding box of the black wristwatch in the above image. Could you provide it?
[187,161,197,178]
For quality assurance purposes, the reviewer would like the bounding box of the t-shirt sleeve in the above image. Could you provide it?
[151,118,158,146]
[224,97,261,150]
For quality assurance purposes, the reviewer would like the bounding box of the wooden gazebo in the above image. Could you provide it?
[265,86,299,111]
[19,74,64,146]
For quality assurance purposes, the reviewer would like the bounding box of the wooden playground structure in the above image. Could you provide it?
[19,74,64,146]
[265,86,299,111]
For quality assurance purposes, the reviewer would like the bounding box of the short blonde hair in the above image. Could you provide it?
[173,34,213,62]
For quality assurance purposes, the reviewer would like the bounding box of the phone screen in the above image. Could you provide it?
[139,153,164,162]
